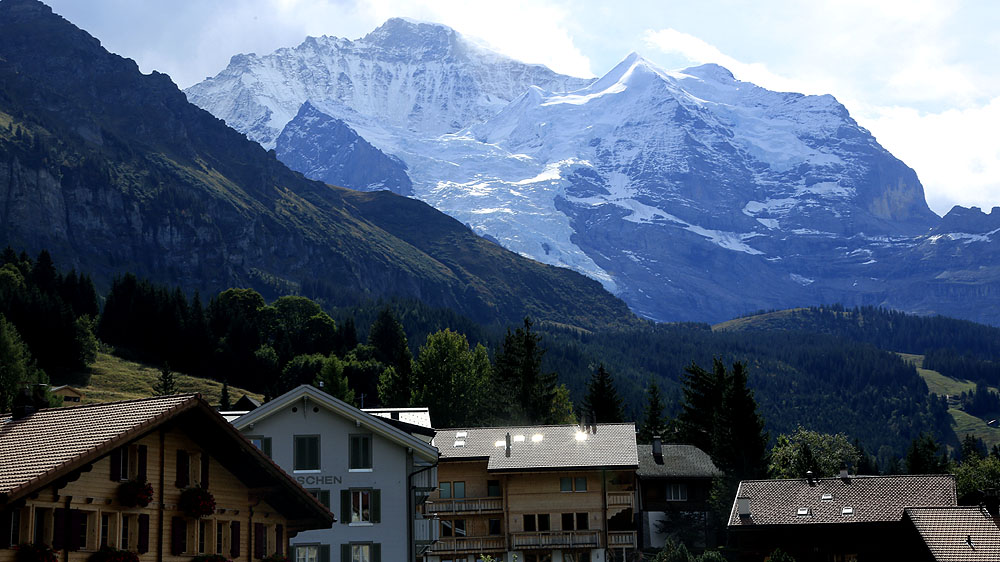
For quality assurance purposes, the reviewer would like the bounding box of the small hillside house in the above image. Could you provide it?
[0,394,333,562]
[426,423,639,562]
[728,473,958,561]
[231,385,439,562]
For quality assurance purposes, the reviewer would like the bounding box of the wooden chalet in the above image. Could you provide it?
[0,394,333,562]
[425,423,638,562]
[728,473,959,561]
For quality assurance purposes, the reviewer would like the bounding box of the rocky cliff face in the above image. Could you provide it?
[275,102,413,195]
[0,0,636,330]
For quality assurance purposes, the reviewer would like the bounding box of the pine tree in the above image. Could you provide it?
[367,307,413,404]
[220,380,231,410]
[152,363,177,396]
[905,433,949,474]
[638,378,667,443]
[711,361,769,482]
[494,317,558,424]
[675,359,726,453]
[582,364,625,424]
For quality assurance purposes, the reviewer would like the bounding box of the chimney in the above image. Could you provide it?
[806,471,816,486]
[505,432,511,458]
[839,463,850,480]
[737,497,751,518]
[652,435,663,464]
[11,387,38,420]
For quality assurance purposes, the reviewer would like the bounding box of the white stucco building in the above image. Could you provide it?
[231,385,439,562]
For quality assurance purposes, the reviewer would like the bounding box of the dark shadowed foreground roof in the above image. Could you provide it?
[435,424,637,471]
[729,474,957,527]
[0,395,333,531]
[905,506,1000,562]
[637,443,721,478]
[0,395,195,497]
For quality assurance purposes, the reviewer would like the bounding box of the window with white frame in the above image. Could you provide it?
[351,490,371,523]
[665,483,688,501]
[295,545,318,562]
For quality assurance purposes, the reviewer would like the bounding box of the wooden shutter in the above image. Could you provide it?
[252,523,265,559]
[340,544,350,562]
[0,510,12,548]
[372,543,380,562]
[370,490,380,523]
[262,438,272,458]
[274,525,283,556]
[137,445,148,482]
[319,490,331,509]
[201,453,210,489]
[319,544,330,562]
[53,509,67,550]
[176,450,190,488]
[229,521,241,559]
[171,517,186,555]
[340,490,350,524]
[110,447,122,481]
[137,514,149,554]
[68,510,85,551]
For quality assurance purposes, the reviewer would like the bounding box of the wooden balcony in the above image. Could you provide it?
[430,536,506,554]
[511,530,601,550]
[425,497,503,514]
[607,491,634,509]
[608,530,637,548]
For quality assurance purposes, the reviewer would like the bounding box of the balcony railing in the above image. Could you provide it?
[414,517,439,544]
[608,530,637,548]
[425,497,503,513]
[430,537,506,553]
[511,530,601,550]
[607,491,634,509]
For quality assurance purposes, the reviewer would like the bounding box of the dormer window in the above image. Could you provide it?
[821,493,833,502]
[797,507,811,517]
[842,506,854,516]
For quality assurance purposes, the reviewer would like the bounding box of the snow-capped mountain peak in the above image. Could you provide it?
[186,19,984,324]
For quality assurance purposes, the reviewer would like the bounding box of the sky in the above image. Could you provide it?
[44,0,1000,216]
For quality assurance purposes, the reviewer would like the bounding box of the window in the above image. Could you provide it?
[488,519,501,535]
[441,519,453,537]
[121,515,132,550]
[33,508,52,545]
[453,482,465,498]
[216,521,225,555]
[574,477,587,492]
[560,476,587,492]
[439,482,451,499]
[198,520,208,553]
[100,514,110,548]
[487,480,501,497]
[523,514,549,532]
[665,483,687,501]
[8,508,21,547]
[307,489,331,508]
[349,435,372,470]
[525,554,552,562]
[576,513,588,530]
[248,437,272,458]
[350,544,370,562]
[351,490,371,524]
[294,436,321,471]
[560,477,572,492]
[561,513,574,530]
[564,553,591,562]
[295,545,319,562]
[453,520,466,537]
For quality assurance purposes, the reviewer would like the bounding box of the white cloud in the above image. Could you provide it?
[860,99,1000,215]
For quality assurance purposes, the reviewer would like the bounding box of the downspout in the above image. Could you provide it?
[157,429,165,562]
[407,460,439,562]
[62,495,71,562]
[601,469,608,558]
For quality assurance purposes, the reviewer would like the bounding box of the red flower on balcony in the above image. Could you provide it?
[179,486,216,518]
[117,480,154,508]
[88,546,139,562]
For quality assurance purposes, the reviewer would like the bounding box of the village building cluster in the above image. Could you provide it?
[3,386,999,562]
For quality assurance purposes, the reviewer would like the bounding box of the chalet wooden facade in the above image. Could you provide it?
[425,424,638,562]
[0,394,333,562]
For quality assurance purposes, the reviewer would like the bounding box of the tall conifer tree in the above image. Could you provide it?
[638,378,667,443]
[582,364,625,424]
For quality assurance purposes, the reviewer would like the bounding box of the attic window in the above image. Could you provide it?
[796,507,811,517]
[842,506,854,516]
[494,440,505,447]
[456,431,468,438]
[513,435,526,442]
[531,434,543,443]
[821,493,834,502]
[454,440,466,448]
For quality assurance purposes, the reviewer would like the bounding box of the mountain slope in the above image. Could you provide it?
[275,102,413,195]
[187,20,1000,325]
[0,0,635,330]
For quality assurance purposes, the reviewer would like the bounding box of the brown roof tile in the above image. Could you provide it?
[0,394,196,497]
[435,423,638,471]
[729,474,957,527]
[905,506,1000,562]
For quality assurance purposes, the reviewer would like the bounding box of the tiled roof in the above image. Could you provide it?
[905,507,1000,562]
[637,443,722,478]
[729,474,957,527]
[0,395,197,497]
[434,423,637,471]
